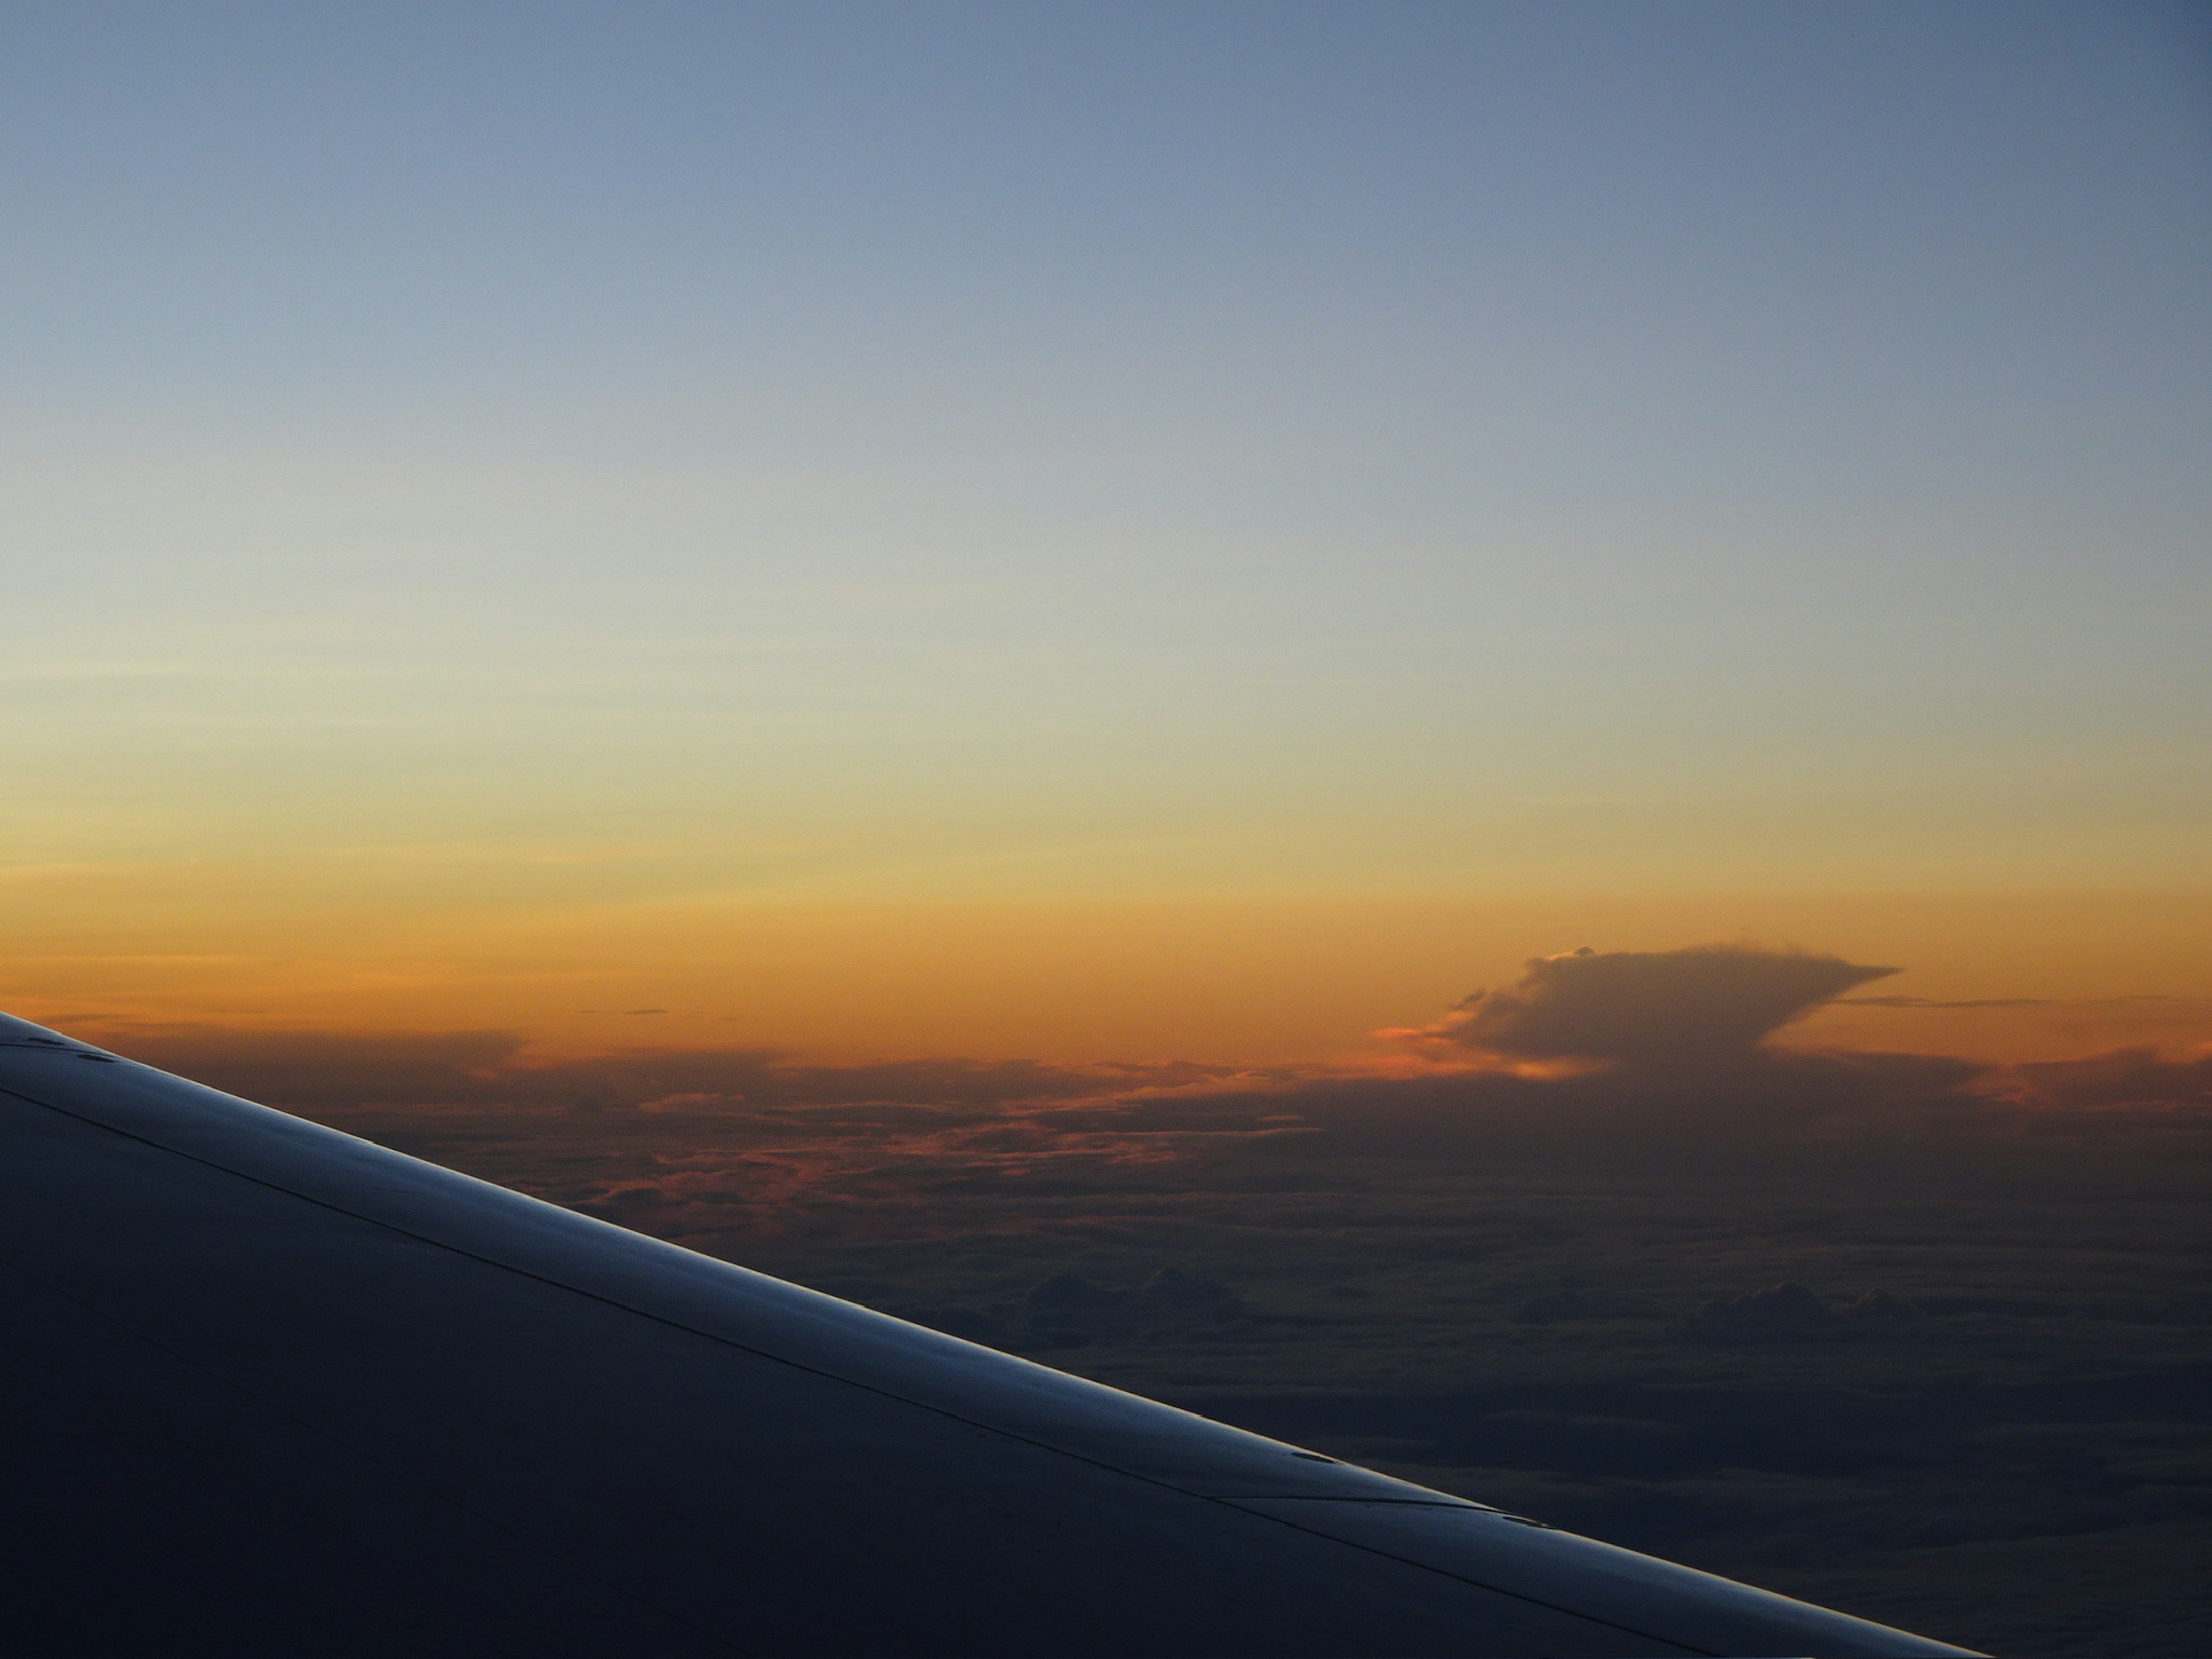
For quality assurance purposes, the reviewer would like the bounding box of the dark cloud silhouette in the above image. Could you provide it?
[1061,1043,1987,1165]
[1396,945,1899,1066]
[2003,1047,2212,1111]
[79,944,2212,1205]
[111,1026,1215,1118]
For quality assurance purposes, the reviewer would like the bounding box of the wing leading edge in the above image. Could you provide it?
[0,1012,1976,1657]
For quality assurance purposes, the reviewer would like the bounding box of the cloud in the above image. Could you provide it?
[69,953,1982,1176]
[104,1026,1196,1117]
[1072,1043,1987,1165]
[1840,996,2049,1009]
[2000,1047,2212,1111]
[1389,945,1898,1066]
[63,941,2212,1226]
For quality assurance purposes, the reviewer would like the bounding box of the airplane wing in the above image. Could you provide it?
[0,1010,1977,1657]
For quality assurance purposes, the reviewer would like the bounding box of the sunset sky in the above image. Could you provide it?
[3,1,2206,1065]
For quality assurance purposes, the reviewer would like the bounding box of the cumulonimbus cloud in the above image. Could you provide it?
[1388,945,1899,1066]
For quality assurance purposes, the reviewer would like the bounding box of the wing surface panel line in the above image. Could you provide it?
[0,1014,1982,1656]
[2,1073,1740,1654]
[0,1067,1482,1505]
[0,1045,1456,1504]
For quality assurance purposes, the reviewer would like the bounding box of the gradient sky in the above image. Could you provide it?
[2,1,2207,1058]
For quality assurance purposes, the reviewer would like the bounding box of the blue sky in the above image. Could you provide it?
[1,2,2206,929]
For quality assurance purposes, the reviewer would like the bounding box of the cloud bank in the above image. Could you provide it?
[67,944,2209,1233]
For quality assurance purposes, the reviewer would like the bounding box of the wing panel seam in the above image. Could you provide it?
[2,1074,1718,1653]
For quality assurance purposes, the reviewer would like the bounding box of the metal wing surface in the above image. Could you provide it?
[0,1012,1978,1657]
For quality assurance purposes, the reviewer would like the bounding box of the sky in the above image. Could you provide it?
[2,0,2207,1062]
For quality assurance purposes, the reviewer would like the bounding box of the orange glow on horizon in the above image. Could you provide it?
[5,868,2207,1069]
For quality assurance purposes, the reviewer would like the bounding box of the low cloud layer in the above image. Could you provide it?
[107,1026,1221,1116]
[2003,1047,2212,1112]
[52,940,2205,1236]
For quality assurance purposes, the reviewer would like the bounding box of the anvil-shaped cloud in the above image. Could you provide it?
[1391,945,1899,1067]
